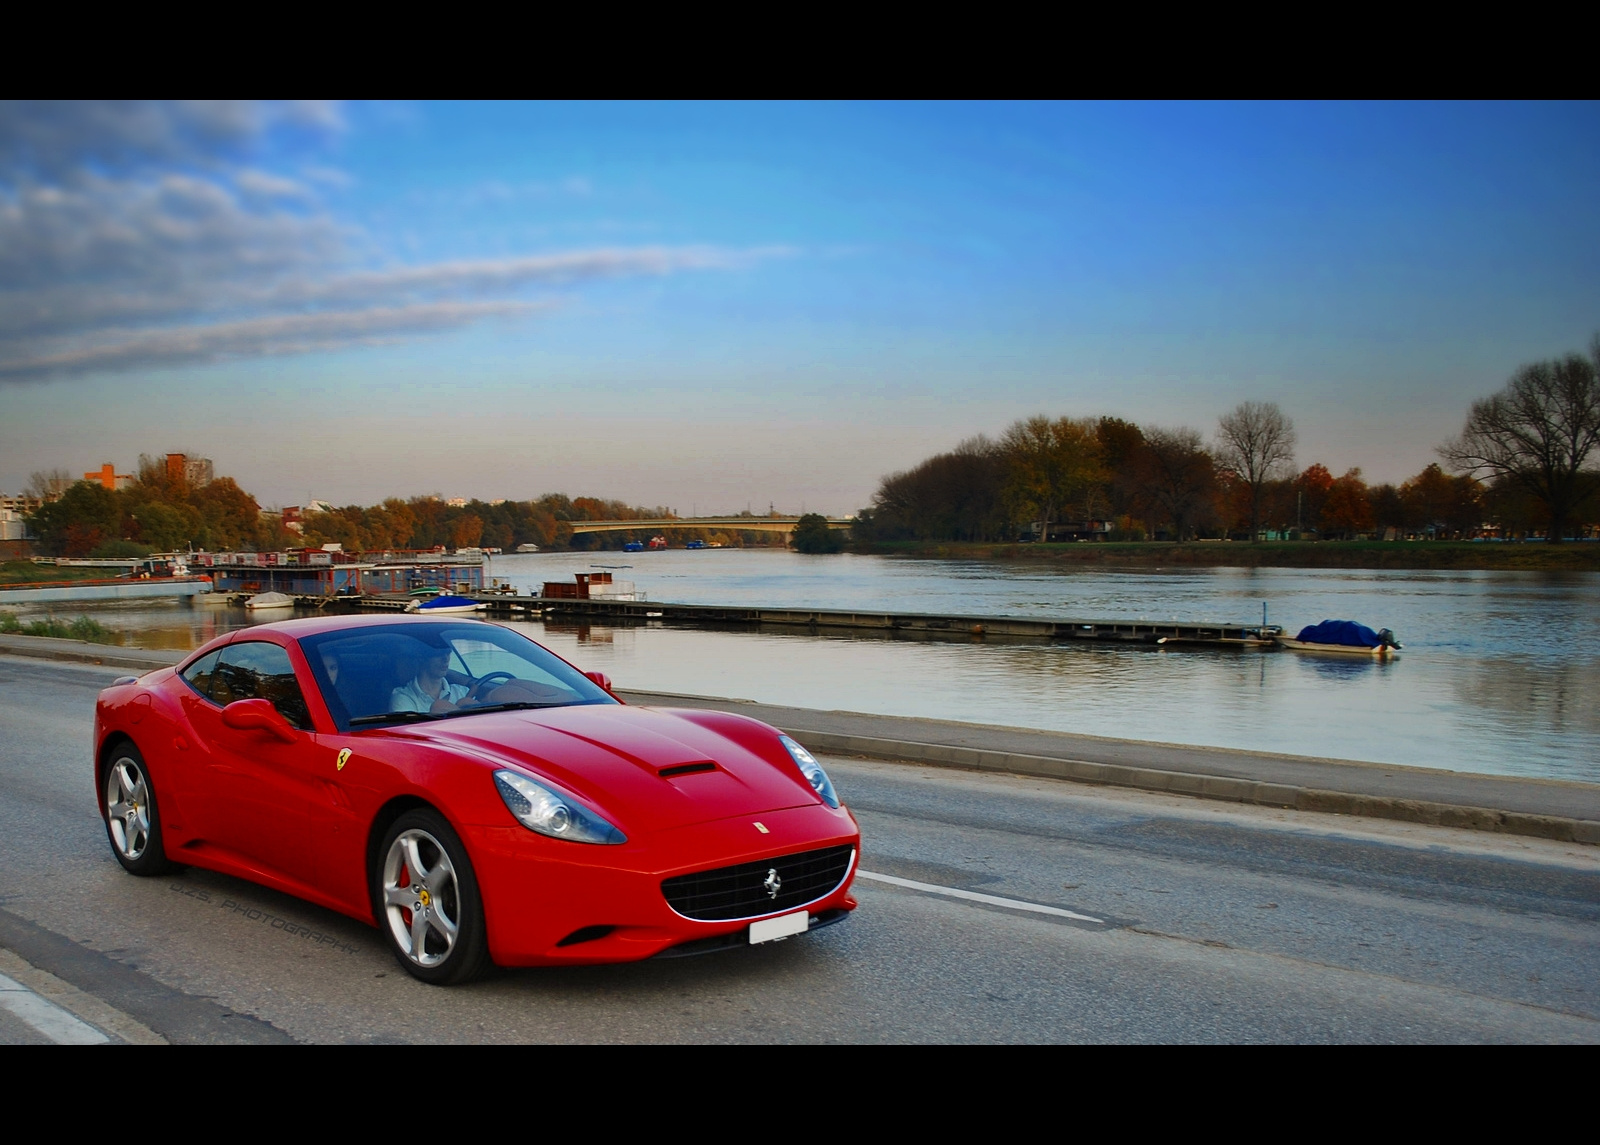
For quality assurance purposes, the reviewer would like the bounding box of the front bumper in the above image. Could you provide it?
[466,801,860,966]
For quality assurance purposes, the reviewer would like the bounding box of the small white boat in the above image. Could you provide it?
[244,591,295,611]
[515,543,541,553]
[1276,638,1398,657]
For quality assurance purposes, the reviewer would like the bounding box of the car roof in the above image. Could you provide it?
[226,613,499,639]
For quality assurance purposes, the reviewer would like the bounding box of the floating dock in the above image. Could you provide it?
[469,593,1282,647]
[0,577,214,605]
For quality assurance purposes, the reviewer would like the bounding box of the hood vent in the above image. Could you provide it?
[658,761,717,779]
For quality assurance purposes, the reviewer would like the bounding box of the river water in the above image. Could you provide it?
[12,550,1599,784]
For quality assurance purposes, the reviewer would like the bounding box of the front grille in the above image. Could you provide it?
[662,845,855,921]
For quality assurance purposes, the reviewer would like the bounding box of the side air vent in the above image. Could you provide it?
[658,761,717,779]
[556,925,616,947]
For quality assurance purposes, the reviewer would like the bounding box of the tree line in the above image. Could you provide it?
[22,458,784,557]
[855,337,1600,545]
[25,456,281,556]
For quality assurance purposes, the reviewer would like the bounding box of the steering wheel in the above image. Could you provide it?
[468,671,519,700]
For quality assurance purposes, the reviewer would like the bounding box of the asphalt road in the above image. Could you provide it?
[3,653,1598,1043]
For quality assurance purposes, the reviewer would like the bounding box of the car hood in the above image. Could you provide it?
[402,704,817,834]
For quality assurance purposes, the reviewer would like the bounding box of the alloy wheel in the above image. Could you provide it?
[105,755,151,861]
[381,829,461,968]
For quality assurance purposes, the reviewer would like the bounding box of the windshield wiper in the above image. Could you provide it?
[349,710,442,726]
[436,701,571,719]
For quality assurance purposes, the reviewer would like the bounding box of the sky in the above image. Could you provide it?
[2,100,1597,514]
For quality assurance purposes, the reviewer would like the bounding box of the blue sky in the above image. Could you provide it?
[3,100,1597,513]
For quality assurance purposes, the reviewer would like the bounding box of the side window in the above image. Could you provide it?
[214,642,313,730]
[180,650,221,701]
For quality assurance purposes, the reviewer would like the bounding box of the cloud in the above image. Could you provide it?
[0,101,780,384]
[0,100,343,181]
[235,169,313,200]
[273,246,782,306]
[0,301,551,380]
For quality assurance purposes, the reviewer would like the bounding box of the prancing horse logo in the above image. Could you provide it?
[763,868,781,899]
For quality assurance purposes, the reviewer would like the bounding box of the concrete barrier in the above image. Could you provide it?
[775,727,1600,846]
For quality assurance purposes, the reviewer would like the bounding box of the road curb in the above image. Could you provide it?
[784,729,1600,847]
[0,634,181,672]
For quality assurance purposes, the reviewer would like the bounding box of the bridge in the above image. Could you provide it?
[566,516,852,536]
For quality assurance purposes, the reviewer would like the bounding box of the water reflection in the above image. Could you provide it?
[9,554,1597,784]
[1453,657,1600,739]
[1298,655,1392,681]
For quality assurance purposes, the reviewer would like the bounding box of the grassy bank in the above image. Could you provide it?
[0,560,124,586]
[852,540,1600,571]
[0,611,122,644]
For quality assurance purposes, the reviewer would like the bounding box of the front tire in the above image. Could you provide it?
[103,743,174,875]
[374,809,490,985]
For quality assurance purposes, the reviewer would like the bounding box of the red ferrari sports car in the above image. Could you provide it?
[94,615,859,983]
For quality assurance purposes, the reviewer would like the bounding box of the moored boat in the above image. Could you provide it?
[411,593,485,615]
[244,591,295,611]
[1279,620,1401,656]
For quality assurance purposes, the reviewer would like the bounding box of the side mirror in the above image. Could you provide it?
[584,671,615,695]
[222,698,300,743]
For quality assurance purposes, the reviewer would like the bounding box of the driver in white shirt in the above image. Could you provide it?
[390,649,473,714]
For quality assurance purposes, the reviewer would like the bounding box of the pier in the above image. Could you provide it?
[468,592,1282,646]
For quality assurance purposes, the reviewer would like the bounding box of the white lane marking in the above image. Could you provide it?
[0,971,111,1045]
[856,870,1104,924]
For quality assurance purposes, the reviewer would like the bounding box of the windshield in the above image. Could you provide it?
[300,621,616,729]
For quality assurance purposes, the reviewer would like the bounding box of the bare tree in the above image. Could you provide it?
[26,468,75,501]
[1135,427,1217,541]
[1440,339,1600,543]
[1216,402,1296,541]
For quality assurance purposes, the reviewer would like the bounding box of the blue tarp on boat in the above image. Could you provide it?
[417,594,479,610]
[1295,619,1382,647]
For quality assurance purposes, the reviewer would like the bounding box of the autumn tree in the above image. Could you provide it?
[1321,469,1374,538]
[1292,464,1335,534]
[1400,464,1483,538]
[1216,402,1297,541]
[1131,427,1216,541]
[1440,338,1600,542]
[1000,416,1102,540]
[860,437,1009,542]
[1096,417,1147,521]
[27,481,121,555]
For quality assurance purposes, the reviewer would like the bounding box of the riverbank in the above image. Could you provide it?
[0,560,122,586]
[852,539,1600,570]
[6,632,1595,846]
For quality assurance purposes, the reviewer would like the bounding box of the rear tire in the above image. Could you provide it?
[102,743,174,876]
[374,809,490,985]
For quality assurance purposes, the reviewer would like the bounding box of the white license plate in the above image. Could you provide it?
[749,910,810,944]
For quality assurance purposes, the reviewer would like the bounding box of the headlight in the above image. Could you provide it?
[493,770,626,845]
[780,734,840,809]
